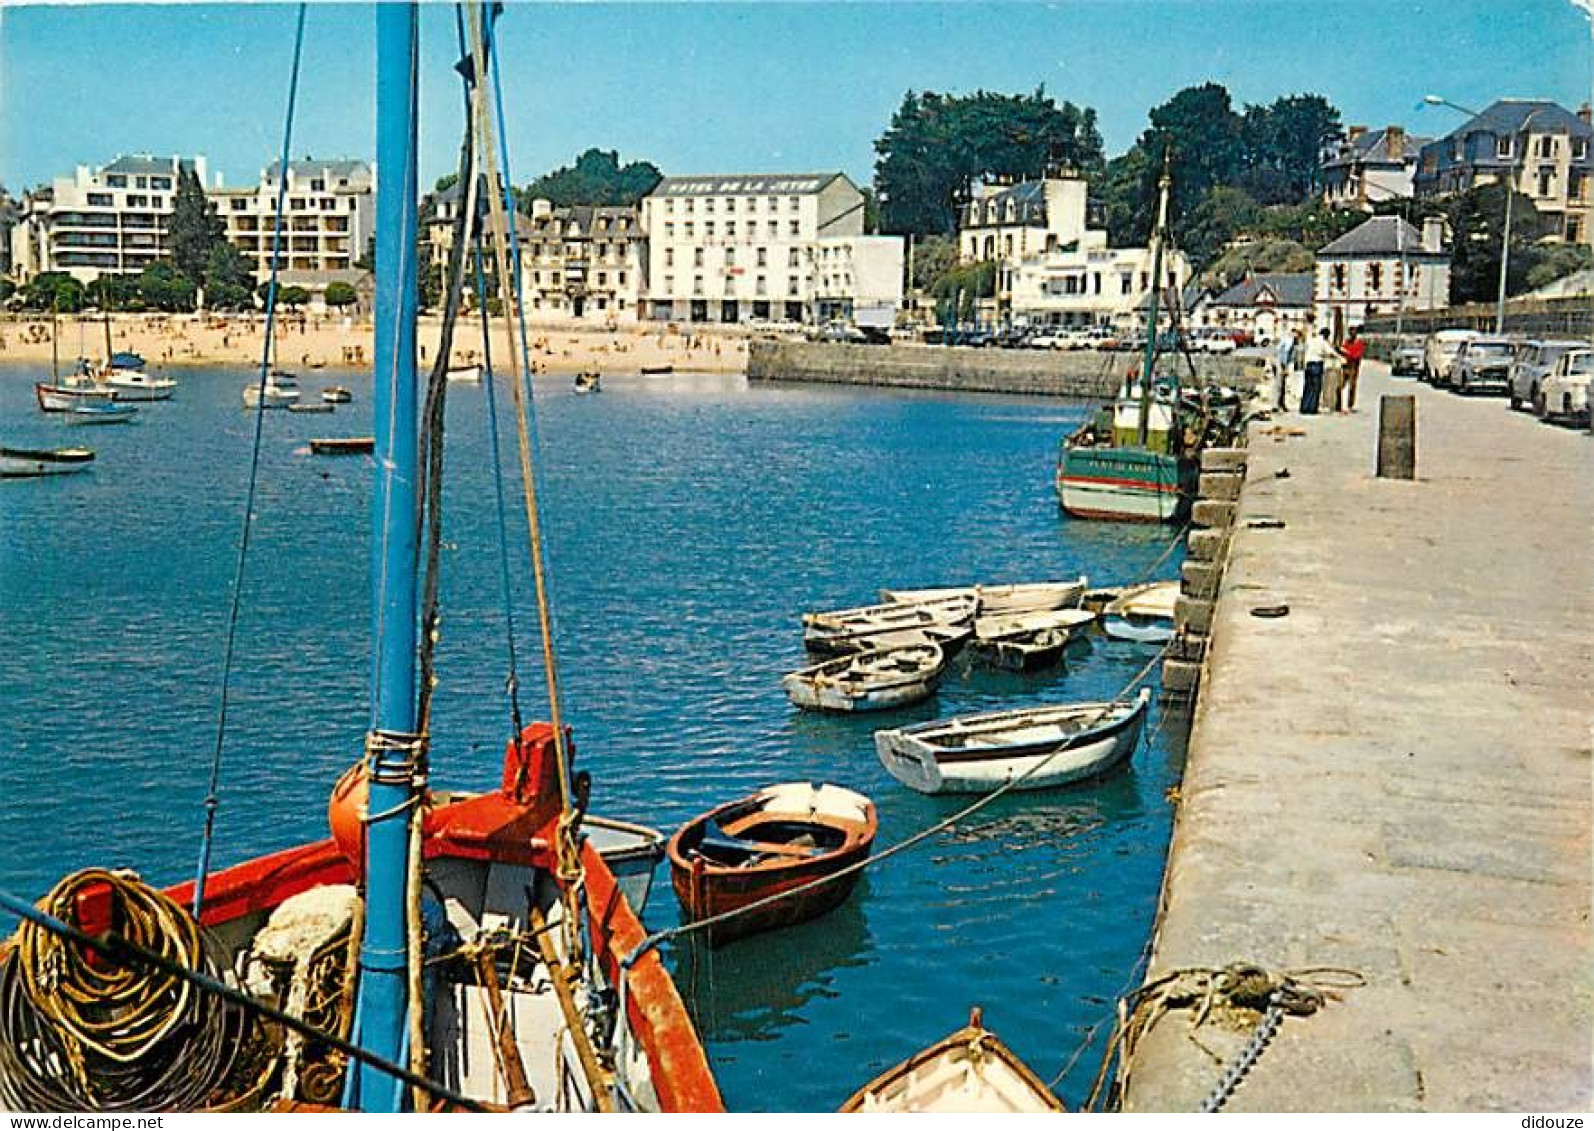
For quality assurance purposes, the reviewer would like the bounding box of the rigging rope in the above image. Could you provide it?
[624,637,1175,966]
[192,2,309,919]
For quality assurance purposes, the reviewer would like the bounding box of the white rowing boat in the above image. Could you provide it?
[1102,580,1179,642]
[879,576,1087,615]
[969,607,1097,671]
[801,594,976,656]
[840,1008,1065,1112]
[782,642,944,712]
[874,689,1150,794]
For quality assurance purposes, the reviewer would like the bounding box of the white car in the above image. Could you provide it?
[1197,332,1237,355]
[1539,347,1593,424]
[1423,329,1478,386]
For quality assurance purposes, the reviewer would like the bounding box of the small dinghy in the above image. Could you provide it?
[1101,580,1179,642]
[640,364,674,376]
[667,782,877,946]
[60,403,137,426]
[969,608,1097,671]
[782,641,944,712]
[874,688,1151,795]
[243,370,301,408]
[287,401,335,414]
[446,363,483,384]
[574,370,602,394]
[880,576,1087,615]
[309,436,375,456]
[0,445,95,478]
[321,385,353,404]
[840,1007,1064,1112]
[802,594,976,656]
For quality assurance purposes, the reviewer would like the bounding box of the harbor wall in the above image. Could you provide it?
[747,340,1260,398]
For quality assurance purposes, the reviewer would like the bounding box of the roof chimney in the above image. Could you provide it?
[1422,215,1445,253]
[1386,126,1405,161]
[1348,125,1367,144]
[1581,103,1592,125]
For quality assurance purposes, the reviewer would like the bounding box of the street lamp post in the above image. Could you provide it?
[1423,95,1541,335]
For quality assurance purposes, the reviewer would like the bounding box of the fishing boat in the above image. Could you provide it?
[34,304,116,413]
[573,371,601,394]
[969,607,1097,671]
[1055,159,1240,523]
[445,363,482,384]
[0,445,96,478]
[639,364,673,376]
[0,4,722,1114]
[244,371,303,408]
[61,403,138,426]
[840,1008,1064,1113]
[874,688,1151,795]
[101,352,177,402]
[1101,580,1179,643]
[781,640,945,712]
[322,386,353,404]
[879,577,1088,615]
[667,782,877,947]
[802,594,976,656]
[309,437,375,456]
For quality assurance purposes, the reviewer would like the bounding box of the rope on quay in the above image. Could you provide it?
[0,882,488,1113]
[622,639,1175,970]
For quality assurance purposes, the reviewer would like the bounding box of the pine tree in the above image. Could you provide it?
[168,166,225,291]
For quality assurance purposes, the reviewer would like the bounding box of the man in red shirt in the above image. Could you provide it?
[1338,327,1368,412]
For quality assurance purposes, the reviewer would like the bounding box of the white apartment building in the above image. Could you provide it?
[9,154,207,282]
[639,172,902,323]
[212,159,374,277]
[813,236,905,326]
[520,200,645,323]
[1314,215,1450,338]
[962,174,1191,327]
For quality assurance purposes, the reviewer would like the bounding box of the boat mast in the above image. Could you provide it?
[352,0,421,1113]
[50,295,59,381]
[1136,152,1173,448]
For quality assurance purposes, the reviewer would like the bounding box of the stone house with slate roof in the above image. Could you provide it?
[1207,273,1314,343]
[1415,99,1593,245]
[1321,125,1430,210]
[520,200,646,323]
[1314,214,1449,338]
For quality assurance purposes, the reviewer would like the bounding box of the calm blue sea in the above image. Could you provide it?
[0,360,1186,1112]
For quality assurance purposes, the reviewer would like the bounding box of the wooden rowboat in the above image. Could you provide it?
[60,403,138,426]
[667,783,877,946]
[880,576,1087,615]
[321,385,352,404]
[969,608,1096,671]
[309,437,375,456]
[0,445,95,478]
[639,364,674,376]
[782,641,944,712]
[840,1007,1064,1112]
[802,594,976,656]
[874,689,1151,795]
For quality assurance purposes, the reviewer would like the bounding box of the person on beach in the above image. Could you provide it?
[1319,330,1344,413]
[1337,326,1366,413]
[1274,332,1295,411]
[1301,328,1336,415]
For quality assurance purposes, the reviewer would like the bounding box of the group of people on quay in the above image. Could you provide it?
[1273,324,1367,416]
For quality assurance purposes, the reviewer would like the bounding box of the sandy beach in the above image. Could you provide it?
[0,312,750,375]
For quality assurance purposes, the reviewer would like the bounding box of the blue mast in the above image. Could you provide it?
[352,0,421,1112]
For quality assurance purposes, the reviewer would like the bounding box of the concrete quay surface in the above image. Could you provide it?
[1124,362,1592,1111]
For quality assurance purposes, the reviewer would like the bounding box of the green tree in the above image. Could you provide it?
[168,166,225,292]
[279,284,311,310]
[86,273,144,312]
[1199,238,1314,291]
[1238,94,1343,204]
[929,259,997,322]
[1178,186,1261,268]
[203,243,256,311]
[1442,184,1553,304]
[0,278,14,305]
[909,234,959,291]
[873,87,1105,236]
[520,148,663,209]
[21,272,85,312]
[1524,242,1593,291]
[324,280,358,309]
[137,262,197,312]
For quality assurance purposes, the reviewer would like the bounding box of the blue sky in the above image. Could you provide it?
[2,1,1590,193]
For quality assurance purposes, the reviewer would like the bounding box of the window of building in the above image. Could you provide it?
[756,247,767,267]
[1575,138,1590,160]
[1496,135,1512,159]
[1537,136,1556,159]
[87,193,113,207]
[1571,171,1587,202]
[665,222,674,239]
[1139,271,1149,290]
[724,276,735,294]
[686,199,696,214]
[726,220,736,237]
[767,220,778,237]
[1569,217,1583,243]
[1538,168,1554,197]
[1332,264,1348,293]
[106,175,126,188]
[128,194,147,207]
[1368,263,1383,292]
[788,195,800,211]
[664,247,673,267]
[598,272,607,286]
[788,275,800,295]
[618,272,627,286]
[788,219,800,236]
[154,177,171,190]
[231,198,246,211]
[705,220,715,237]
[693,275,704,295]
[685,222,694,238]
[705,198,716,213]
[725,246,736,266]
[693,248,704,268]
[1093,272,1102,294]
[321,198,335,210]
[756,275,767,295]
[1120,274,1132,294]
[663,274,673,291]
[665,199,675,214]
[311,179,325,191]
[788,248,800,268]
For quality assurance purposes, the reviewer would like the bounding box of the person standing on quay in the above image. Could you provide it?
[1274,332,1296,410]
[1301,328,1336,414]
[1320,330,1344,413]
[1338,326,1366,412]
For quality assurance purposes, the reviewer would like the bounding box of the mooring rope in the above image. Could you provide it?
[623,637,1175,967]
[191,2,309,920]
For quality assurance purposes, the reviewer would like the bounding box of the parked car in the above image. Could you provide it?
[1193,329,1237,354]
[1509,339,1584,412]
[1390,338,1425,377]
[1449,336,1515,395]
[810,321,867,344]
[1422,329,1478,386]
[1028,330,1070,350]
[1538,347,1594,424]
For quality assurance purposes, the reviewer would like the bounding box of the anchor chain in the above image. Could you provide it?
[1198,988,1283,1112]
